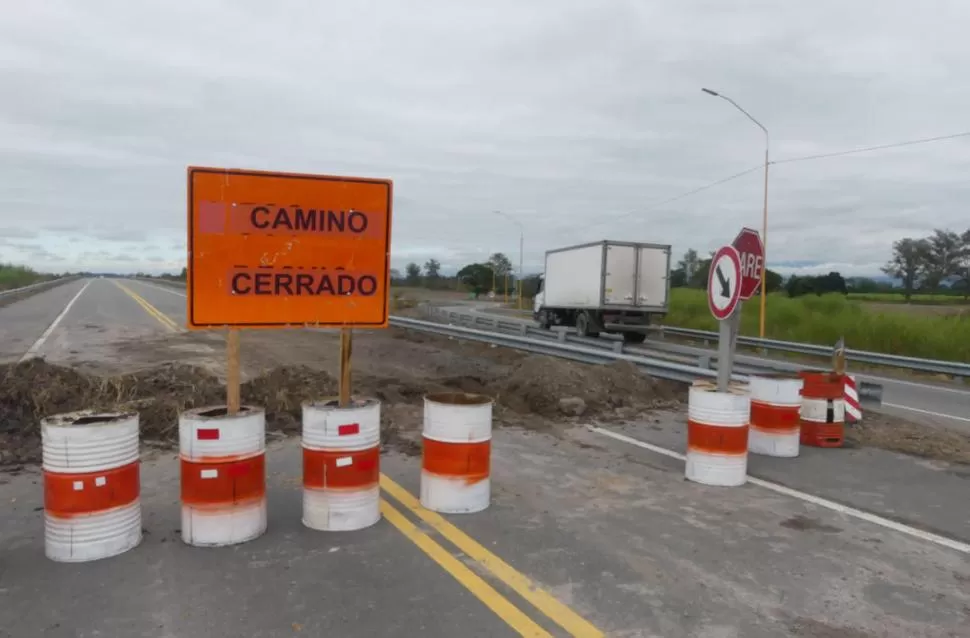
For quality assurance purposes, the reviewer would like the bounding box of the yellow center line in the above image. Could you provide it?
[381,474,605,638]
[114,281,180,332]
[381,499,552,637]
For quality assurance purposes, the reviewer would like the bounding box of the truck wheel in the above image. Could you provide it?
[576,312,600,338]
[537,310,551,330]
[622,332,647,345]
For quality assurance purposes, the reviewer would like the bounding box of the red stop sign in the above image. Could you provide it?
[732,227,764,300]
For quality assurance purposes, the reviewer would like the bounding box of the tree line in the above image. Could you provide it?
[668,248,851,297]
[394,252,541,298]
[881,227,970,300]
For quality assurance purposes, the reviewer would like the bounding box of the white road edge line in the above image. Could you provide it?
[882,402,970,423]
[589,425,970,556]
[19,279,92,363]
[859,375,969,396]
[129,279,187,297]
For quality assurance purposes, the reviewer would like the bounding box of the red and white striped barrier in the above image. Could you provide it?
[180,406,267,547]
[302,399,381,532]
[844,374,862,423]
[421,393,492,514]
[42,411,142,562]
[748,374,803,458]
[686,381,750,487]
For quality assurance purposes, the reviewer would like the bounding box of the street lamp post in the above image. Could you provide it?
[702,88,770,339]
[492,210,525,311]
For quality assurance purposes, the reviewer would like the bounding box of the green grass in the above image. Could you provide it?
[0,263,52,292]
[847,292,969,305]
[664,288,970,362]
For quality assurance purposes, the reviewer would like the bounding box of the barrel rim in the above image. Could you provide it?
[424,392,493,407]
[42,410,137,428]
[181,405,264,420]
[302,397,380,410]
[689,382,749,397]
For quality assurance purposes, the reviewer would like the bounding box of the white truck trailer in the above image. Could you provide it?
[532,240,672,344]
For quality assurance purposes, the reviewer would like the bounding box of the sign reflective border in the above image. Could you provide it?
[187,167,393,329]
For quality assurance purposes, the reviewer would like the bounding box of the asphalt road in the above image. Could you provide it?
[2,279,970,637]
[441,304,970,434]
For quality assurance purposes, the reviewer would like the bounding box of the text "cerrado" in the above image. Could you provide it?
[230,270,379,297]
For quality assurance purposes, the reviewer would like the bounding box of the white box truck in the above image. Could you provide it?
[533,240,672,344]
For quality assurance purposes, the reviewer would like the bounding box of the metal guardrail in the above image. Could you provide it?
[417,306,892,405]
[424,305,967,379]
[650,325,969,379]
[390,315,745,385]
[0,276,79,301]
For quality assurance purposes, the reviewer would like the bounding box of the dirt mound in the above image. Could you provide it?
[0,361,226,466]
[494,358,679,418]
[242,365,338,435]
[847,414,970,464]
[0,353,682,467]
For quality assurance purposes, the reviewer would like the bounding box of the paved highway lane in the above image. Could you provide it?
[0,277,191,367]
[443,304,970,433]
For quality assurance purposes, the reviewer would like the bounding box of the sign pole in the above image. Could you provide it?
[339,327,353,407]
[226,328,241,415]
[716,310,733,392]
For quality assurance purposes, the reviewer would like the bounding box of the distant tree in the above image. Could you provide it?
[520,274,542,299]
[677,249,700,287]
[785,272,847,298]
[487,252,513,277]
[669,268,687,288]
[689,253,714,289]
[882,238,930,301]
[389,268,403,283]
[423,259,442,287]
[457,263,494,298]
[817,271,848,295]
[952,228,970,300]
[923,229,962,292]
[785,275,810,298]
[846,277,881,294]
[404,262,422,286]
[763,268,784,293]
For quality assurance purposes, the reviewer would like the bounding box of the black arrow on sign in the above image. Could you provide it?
[715,264,730,298]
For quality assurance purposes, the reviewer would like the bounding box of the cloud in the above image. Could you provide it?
[1,0,969,277]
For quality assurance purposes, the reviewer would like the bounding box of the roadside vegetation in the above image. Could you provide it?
[663,288,968,363]
[0,263,55,292]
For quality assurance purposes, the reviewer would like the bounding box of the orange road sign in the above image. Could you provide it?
[186,167,393,329]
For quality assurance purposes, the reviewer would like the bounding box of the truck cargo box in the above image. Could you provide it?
[541,241,671,312]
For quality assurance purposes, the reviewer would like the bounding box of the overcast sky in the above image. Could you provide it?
[1,0,968,277]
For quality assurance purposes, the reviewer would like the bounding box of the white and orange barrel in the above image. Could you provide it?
[301,398,381,532]
[420,392,492,514]
[748,374,803,458]
[179,406,267,547]
[799,372,846,448]
[686,381,750,487]
[42,411,142,562]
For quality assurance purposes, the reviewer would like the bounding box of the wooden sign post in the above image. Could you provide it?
[226,328,241,414]
[339,328,353,407]
[186,167,393,411]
